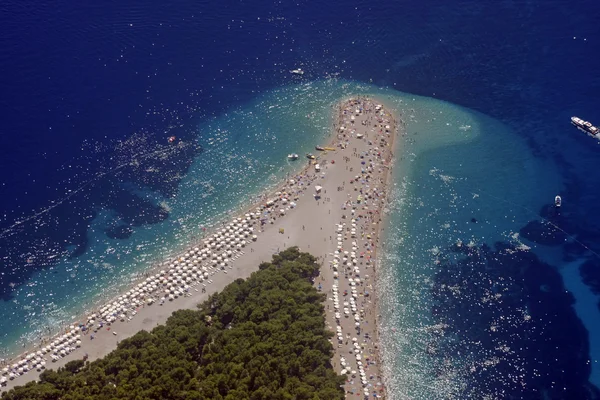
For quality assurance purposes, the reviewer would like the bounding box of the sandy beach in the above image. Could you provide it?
[1,96,398,399]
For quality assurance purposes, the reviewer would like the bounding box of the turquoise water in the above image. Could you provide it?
[2,80,597,399]
[376,95,580,398]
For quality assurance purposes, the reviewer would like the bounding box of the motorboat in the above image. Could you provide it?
[571,116,599,138]
[306,153,315,159]
[290,68,304,75]
[315,145,325,151]
[555,195,562,208]
[168,136,177,143]
[287,153,299,160]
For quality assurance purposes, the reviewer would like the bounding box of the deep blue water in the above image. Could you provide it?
[1,0,600,398]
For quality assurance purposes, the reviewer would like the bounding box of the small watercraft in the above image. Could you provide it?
[315,145,325,151]
[555,195,562,208]
[571,116,599,138]
[168,136,177,143]
[287,153,299,160]
[306,153,315,159]
[290,68,304,75]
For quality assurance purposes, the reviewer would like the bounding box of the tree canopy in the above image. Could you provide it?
[2,247,345,400]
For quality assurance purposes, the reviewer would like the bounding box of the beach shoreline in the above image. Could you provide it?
[2,96,400,399]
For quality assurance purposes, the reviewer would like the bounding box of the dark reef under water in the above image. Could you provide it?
[0,138,202,301]
[430,237,600,399]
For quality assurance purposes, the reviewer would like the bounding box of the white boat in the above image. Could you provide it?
[290,68,304,75]
[555,195,562,208]
[287,153,299,160]
[571,116,599,138]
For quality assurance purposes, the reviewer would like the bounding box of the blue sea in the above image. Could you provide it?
[1,0,600,398]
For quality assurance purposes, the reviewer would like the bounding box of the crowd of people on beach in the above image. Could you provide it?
[317,98,394,399]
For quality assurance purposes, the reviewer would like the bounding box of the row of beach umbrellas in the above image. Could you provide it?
[330,215,372,395]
